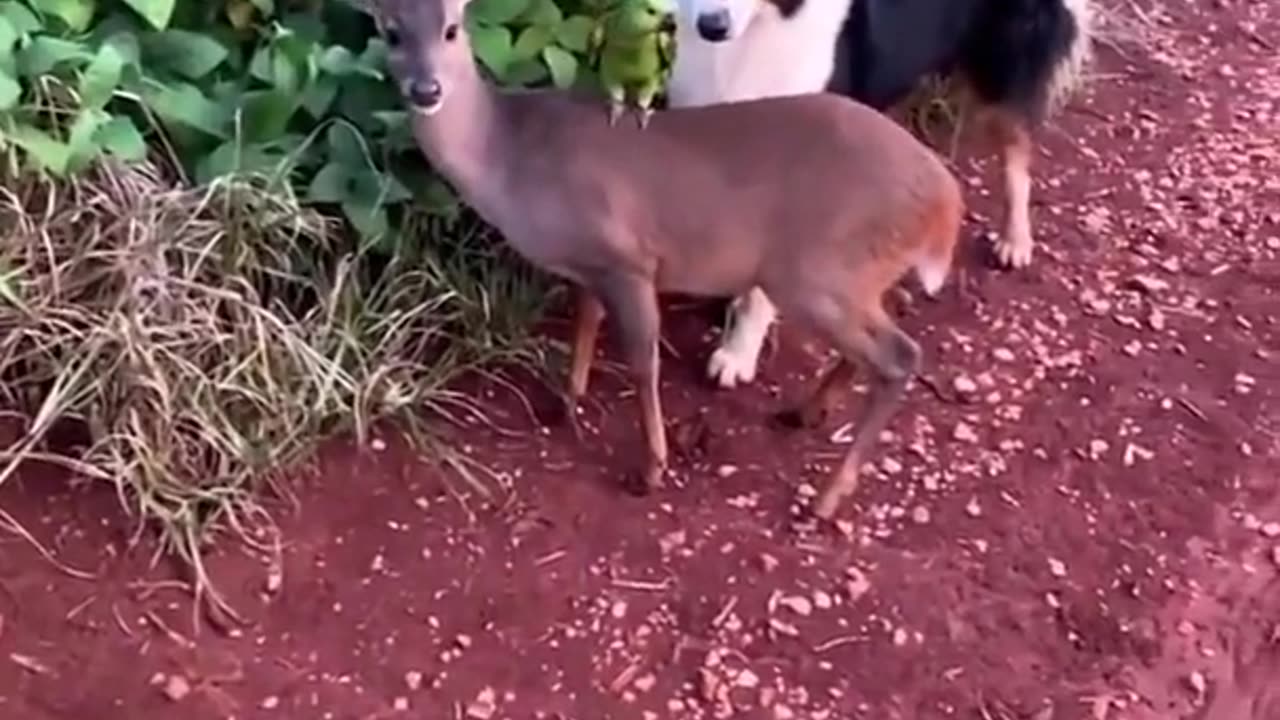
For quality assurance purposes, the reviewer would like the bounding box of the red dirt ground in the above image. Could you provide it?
[3,2,1279,718]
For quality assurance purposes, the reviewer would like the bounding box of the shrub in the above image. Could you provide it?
[0,0,674,601]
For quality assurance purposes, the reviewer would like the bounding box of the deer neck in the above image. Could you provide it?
[409,62,513,220]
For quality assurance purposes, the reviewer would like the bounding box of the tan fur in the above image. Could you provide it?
[375,0,964,519]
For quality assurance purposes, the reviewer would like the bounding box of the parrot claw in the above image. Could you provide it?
[635,107,654,130]
[607,101,625,127]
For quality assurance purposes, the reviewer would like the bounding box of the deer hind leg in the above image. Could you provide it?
[989,110,1035,268]
[596,273,668,495]
[565,285,605,441]
[812,306,921,520]
[707,286,778,389]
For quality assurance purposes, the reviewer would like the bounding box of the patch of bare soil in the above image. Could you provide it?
[2,1,1278,718]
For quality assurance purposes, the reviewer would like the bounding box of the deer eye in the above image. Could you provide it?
[384,26,403,47]
[443,23,459,41]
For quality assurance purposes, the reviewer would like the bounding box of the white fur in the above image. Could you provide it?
[1047,0,1095,113]
[914,255,949,297]
[667,0,849,107]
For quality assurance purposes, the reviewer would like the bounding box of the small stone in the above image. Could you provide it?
[634,674,657,692]
[1187,671,1207,696]
[455,634,473,650]
[405,671,424,692]
[467,687,497,719]
[1048,558,1067,578]
[716,464,739,478]
[611,600,628,619]
[371,437,388,451]
[1126,274,1170,294]
[1261,522,1280,538]
[759,553,780,572]
[992,347,1015,362]
[953,422,978,443]
[778,595,813,616]
[1271,546,1280,568]
[953,375,978,395]
[1148,307,1166,331]
[735,669,760,688]
[659,529,687,554]
[393,697,410,711]
[773,704,796,719]
[162,675,191,702]
[892,627,909,646]
[813,590,833,610]
[965,497,983,517]
[911,506,931,524]
[261,696,280,710]
[846,566,872,601]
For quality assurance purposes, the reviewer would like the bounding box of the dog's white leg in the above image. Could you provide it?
[994,121,1034,268]
[707,286,777,388]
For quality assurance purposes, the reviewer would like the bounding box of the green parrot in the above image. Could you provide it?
[590,0,676,129]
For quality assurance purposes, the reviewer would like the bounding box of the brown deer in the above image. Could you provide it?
[371,0,964,519]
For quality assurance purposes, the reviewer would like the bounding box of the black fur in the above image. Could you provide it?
[825,0,1080,124]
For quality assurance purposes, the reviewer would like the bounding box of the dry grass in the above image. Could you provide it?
[0,159,551,611]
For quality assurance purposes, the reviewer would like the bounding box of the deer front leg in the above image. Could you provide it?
[566,286,605,442]
[599,274,667,494]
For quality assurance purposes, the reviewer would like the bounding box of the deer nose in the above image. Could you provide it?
[695,9,732,41]
[408,79,443,107]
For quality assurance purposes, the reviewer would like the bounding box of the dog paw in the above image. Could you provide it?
[706,344,759,389]
[993,234,1033,269]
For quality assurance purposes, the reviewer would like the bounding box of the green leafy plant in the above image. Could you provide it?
[1,0,677,248]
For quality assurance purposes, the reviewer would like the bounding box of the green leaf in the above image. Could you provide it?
[143,82,229,138]
[95,115,146,160]
[326,122,365,165]
[317,45,356,76]
[554,15,594,53]
[307,161,350,203]
[119,0,175,30]
[238,89,297,143]
[467,0,531,25]
[78,42,123,109]
[542,45,576,89]
[0,17,19,72]
[0,72,17,108]
[503,58,546,86]
[270,47,299,92]
[300,73,338,118]
[20,36,90,76]
[512,24,553,62]
[65,106,106,172]
[0,70,19,108]
[141,29,228,80]
[342,197,388,239]
[196,140,290,183]
[0,2,41,35]
[7,122,72,174]
[29,0,96,32]
[519,0,562,27]
[468,24,512,77]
